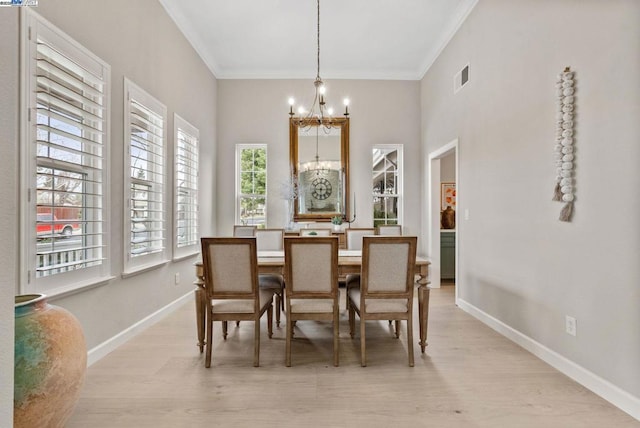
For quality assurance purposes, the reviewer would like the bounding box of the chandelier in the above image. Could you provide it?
[288,0,350,128]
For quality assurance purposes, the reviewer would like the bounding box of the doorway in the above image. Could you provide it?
[427,139,459,302]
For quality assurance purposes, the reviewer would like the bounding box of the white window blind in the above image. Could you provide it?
[174,114,199,257]
[22,11,111,294]
[124,79,167,272]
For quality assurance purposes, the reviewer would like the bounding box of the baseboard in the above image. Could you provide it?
[87,291,193,367]
[457,297,640,422]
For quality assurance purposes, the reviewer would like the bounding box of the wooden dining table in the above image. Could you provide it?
[193,249,431,354]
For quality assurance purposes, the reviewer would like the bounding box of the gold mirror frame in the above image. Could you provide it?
[289,117,350,222]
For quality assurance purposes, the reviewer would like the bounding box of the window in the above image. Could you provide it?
[236,145,267,227]
[173,114,199,258]
[21,11,111,295]
[372,145,402,227]
[124,79,167,273]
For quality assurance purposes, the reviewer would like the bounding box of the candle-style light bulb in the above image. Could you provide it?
[288,97,295,116]
[343,98,350,116]
[327,107,334,116]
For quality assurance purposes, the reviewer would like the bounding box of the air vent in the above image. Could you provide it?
[454,64,469,93]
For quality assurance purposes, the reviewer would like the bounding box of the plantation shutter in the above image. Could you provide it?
[33,27,107,280]
[174,116,199,251]
[127,87,166,260]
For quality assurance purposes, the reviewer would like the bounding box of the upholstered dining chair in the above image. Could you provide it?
[347,236,417,367]
[255,229,285,327]
[376,224,402,235]
[283,236,340,367]
[200,237,274,368]
[345,228,376,250]
[233,225,256,237]
[300,229,332,236]
[344,228,376,310]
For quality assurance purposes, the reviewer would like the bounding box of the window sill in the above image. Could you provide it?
[172,251,200,263]
[46,275,116,302]
[121,260,170,279]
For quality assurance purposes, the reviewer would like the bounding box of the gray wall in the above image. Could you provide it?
[0,9,20,426]
[421,0,640,398]
[216,79,422,239]
[3,0,217,358]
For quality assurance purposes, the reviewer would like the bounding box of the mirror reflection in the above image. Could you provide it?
[289,118,349,222]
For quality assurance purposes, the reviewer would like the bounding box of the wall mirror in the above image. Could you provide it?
[289,117,349,222]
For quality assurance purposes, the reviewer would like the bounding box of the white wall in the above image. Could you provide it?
[440,152,456,183]
[2,0,217,360]
[216,79,422,238]
[0,9,19,426]
[422,0,640,406]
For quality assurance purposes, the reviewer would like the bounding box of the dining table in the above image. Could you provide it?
[193,249,431,354]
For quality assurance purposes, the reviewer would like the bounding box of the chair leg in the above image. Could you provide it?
[222,321,228,340]
[395,320,401,339]
[348,302,355,338]
[285,316,293,367]
[360,316,367,367]
[236,321,240,327]
[407,317,414,367]
[253,315,260,367]
[275,294,281,327]
[205,312,213,368]
[333,307,339,367]
[267,304,273,339]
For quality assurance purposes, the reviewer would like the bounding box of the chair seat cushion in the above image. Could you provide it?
[211,289,274,313]
[259,274,284,290]
[347,289,408,313]
[290,298,334,313]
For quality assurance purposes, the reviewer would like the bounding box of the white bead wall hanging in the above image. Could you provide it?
[553,66,576,222]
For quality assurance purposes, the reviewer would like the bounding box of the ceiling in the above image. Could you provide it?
[158,0,478,80]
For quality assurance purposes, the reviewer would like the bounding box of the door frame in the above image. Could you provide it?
[427,139,459,302]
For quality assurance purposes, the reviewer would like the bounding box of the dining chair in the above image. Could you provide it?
[345,228,376,250]
[200,237,274,367]
[300,229,332,236]
[347,236,417,367]
[283,236,340,367]
[255,229,285,327]
[344,228,376,310]
[376,224,402,235]
[233,225,256,237]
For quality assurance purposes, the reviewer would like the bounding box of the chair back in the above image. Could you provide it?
[233,225,256,237]
[361,236,417,297]
[345,228,376,250]
[200,237,258,301]
[300,229,332,237]
[284,236,338,296]
[255,228,284,251]
[376,224,402,236]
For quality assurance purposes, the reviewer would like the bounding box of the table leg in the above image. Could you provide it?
[194,262,206,353]
[417,264,430,353]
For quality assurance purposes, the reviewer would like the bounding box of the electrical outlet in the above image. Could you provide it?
[174,272,180,285]
[565,315,577,337]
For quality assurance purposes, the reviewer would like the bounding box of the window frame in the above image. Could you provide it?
[372,144,403,227]
[235,144,268,228]
[123,78,168,275]
[20,9,112,296]
[173,114,199,260]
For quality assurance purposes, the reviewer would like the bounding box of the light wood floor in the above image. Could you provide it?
[67,286,639,427]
